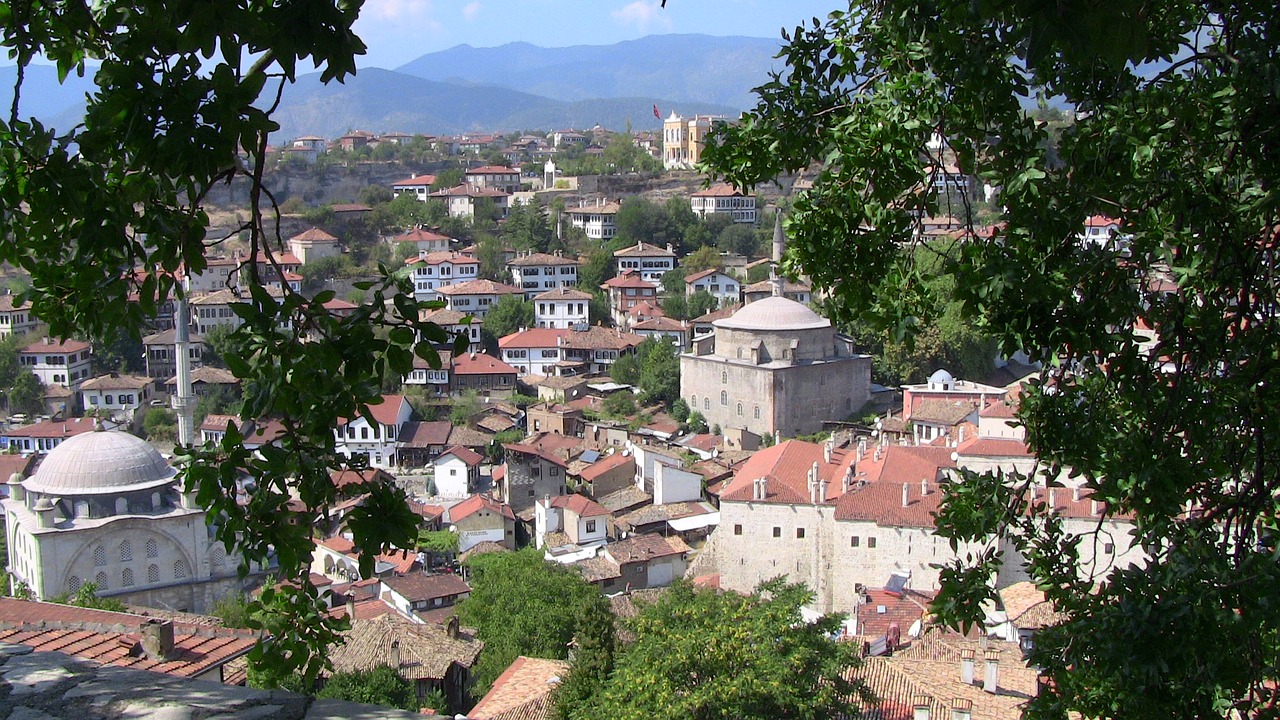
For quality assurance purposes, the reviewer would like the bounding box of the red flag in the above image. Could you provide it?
[653,104,661,119]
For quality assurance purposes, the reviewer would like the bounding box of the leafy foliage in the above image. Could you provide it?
[316,665,418,711]
[703,1,1280,717]
[481,295,534,340]
[582,579,867,720]
[8,372,43,415]
[47,582,127,612]
[456,549,612,696]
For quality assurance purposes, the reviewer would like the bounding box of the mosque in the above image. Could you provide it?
[2,430,250,612]
[679,216,872,439]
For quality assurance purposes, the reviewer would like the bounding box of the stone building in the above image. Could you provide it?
[680,296,872,438]
[2,430,252,612]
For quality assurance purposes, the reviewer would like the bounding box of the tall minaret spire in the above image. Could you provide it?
[770,209,785,298]
[172,296,196,447]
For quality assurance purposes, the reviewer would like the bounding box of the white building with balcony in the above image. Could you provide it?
[533,288,591,330]
[508,252,580,300]
[564,200,620,241]
[406,251,480,302]
[690,184,757,224]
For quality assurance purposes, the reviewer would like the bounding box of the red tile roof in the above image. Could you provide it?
[856,589,934,640]
[0,598,256,679]
[436,279,524,296]
[508,252,579,267]
[499,327,569,349]
[503,443,569,468]
[21,337,90,354]
[833,447,957,527]
[690,183,747,197]
[532,287,593,301]
[469,656,570,720]
[601,271,657,290]
[319,535,357,554]
[450,493,515,522]
[465,165,520,174]
[453,352,518,376]
[395,227,452,242]
[549,493,610,518]
[401,420,454,447]
[392,175,438,187]
[439,445,484,466]
[329,467,396,491]
[290,227,338,242]
[956,437,1031,457]
[559,326,644,351]
[613,241,676,258]
[578,453,634,483]
[4,417,98,439]
[406,250,478,267]
[429,184,511,199]
[605,534,690,564]
[382,572,471,603]
[339,394,408,428]
[720,439,857,505]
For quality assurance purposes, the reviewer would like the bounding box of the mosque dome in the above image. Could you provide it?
[713,296,831,332]
[928,368,956,387]
[22,430,178,496]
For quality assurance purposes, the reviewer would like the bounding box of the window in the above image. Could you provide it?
[721,371,727,384]
[737,403,743,416]
[93,545,107,566]
[67,575,82,593]
[120,540,132,562]
[122,568,134,587]
[147,564,160,583]
[146,539,158,558]
[550,467,559,477]
[850,536,860,547]
[704,398,710,410]
[527,489,535,497]
[95,571,108,590]
[721,390,727,406]
[867,537,877,549]
[586,520,597,533]
[796,528,806,539]
[772,527,781,538]
[174,559,190,579]
[754,406,761,419]
[1104,543,1115,554]
[734,524,743,535]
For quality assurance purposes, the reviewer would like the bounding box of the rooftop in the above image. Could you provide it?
[468,656,570,720]
[22,430,177,496]
[714,295,829,332]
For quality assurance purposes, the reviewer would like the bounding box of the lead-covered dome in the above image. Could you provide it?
[713,296,830,331]
[23,430,178,496]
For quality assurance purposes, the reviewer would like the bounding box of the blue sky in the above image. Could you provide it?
[353,0,844,70]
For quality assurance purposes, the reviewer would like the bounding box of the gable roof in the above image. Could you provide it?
[833,446,958,527]
[392,175,438,187]
[720,439,857,505]
[684,268,728,284]
[450,493,515,523]
[503,443,569,468]
[453,352,518,376]
[289,227,338,243]
[465,165,520,174]
[533,287,593,302]
[328,614,482,681]
[508,252,579,267]
[21,337,90,354]
[690,183,748,197]
[578,452,634,483]
[498,328,569,349]
[395,227,452,243]
[549,493,610,518]
[382,572,471,603]
[604,534,690,564]
[438,445,485,466]
[469,656,570,720]
[339,394,409,427]
[407,250,479,267]
[436,279,524,296]
[613,241,675,258]
[601,271,657,290]
[400,420,454,447]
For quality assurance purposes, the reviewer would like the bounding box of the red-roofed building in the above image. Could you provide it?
[451,351,518,397]
[0,292,37,338]
[684,268,741,306]
[508,251,581,300]
[393,226,452,254]
[1080,214,1122,245]
[287,227,342,265]
[464,165,522,194]
[0,598,257,684]
[601,270,658,327]
[575,451,635,498]
[2,416,98,455]
[689,183,757,224]
[405,250,480,302]
[437,278,523,318]
[391,173,439,201]
[613,241,676,283]
[428,184,512,221]
[499,444,569,516]
[334,394,413,469]
[468,656,570,720]
[499,327,569,376]
[448,494,516,552]
[535,493,610,548]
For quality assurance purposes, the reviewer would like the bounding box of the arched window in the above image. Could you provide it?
[122,568,134,587]
[67,575,82,594]
[691,395,697,408]
[174,559,189,579]
[93,545,107,566]
[737,403,743,416]
[721,371,727,384]
[145,539,158,558]
[721,390,727,406]
[211,547,226,569]
[754,406,761,419]
[703,398,709,410]
[94,571,108,590]
[120,540,132,562]
[115,497,128,514]
[147,564,160,583]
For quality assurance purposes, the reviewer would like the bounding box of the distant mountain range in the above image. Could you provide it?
[395,34,783,110]
[0,34,781,141]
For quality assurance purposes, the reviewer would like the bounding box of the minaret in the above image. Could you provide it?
[770,209,785,298]
[171,296,196,446]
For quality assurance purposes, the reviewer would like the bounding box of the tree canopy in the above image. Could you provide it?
[580,579,867,720]
[481,295,535,340]
[455,549,613,696]
[703,2,1280,718]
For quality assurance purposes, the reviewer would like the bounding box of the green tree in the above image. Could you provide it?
[704,2,1280,718]
[681,246,722,275]
[609,353,640,386]
[48,582,128,613]
[601,391,638,418]
[316,666,418,711]
[670,397,690,423]
[685,411,708,434]
[456,549,612,695]
[210,592,256,629]
[474,232,509,281]
[549,591,616,720]
[482,295,534,340]
[143,406,177,443]
[686,290,719,319]
[8,373,44,416]
[449,389,482,426]
[717,223,759,257]
[358,185,393,206]
[299,255,353,293]
[585,579,866,720]
[576,248,614,291]
[635,338,679,408]
[661,291,688,320]
[501,198,555,253]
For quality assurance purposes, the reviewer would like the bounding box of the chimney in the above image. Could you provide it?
[983,649,1000,693]
[960,648,975,684]
[874,446,883,462]
[817,479,826,503]
[901,483,910,508]
[141,619,175,660]
[390,639,402,668]
[345,592,356,619]
[857,438,867,462]
[921,478,929,496]
[1072,486,1081,501]
[842,467,853,493]
[951,699,973,720]
[913,697,932,720]
[823,440,832,464]
[1091,499,1100,515]
[446,616,460,639]
[1048,487,1056,508]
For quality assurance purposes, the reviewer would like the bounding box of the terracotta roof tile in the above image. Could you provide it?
[450,494,515,522]
[469,656,570,720]
[578,453,634,483]
[720,439,857,505]
[328,614,482,681]
[604,534,689,564]
[548,493,610,518]
[453,352,518,376]
[382,573,471,603]
[437,279,523,296]
[439,445,484,466]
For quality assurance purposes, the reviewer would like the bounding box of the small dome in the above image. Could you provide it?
[33,497,54,511]
[23,431,177,496]
[713,296,830,331]
[928,369,955,386]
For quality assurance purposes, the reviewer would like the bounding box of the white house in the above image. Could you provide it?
[432,446,484,498]
[392,227,453,255]
[80,374,153,417]
[498,328,568,377]
[532,287,591,329]
[689,184,757,224]
[613,242,676,284]
[507,252,580,300]
[19,337,93,389]
[1079,215,1123,246]
[436,279,524,319]
[334,394,414,469]
[427,185,511,221]
[419,308,482,350]
[463,165,522,193]
[683,269,740,306]
[0,294,38,338]
[406,251,480,302]
[564,200,620,241]
[390,174,437,201]
[535,494,609,551]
